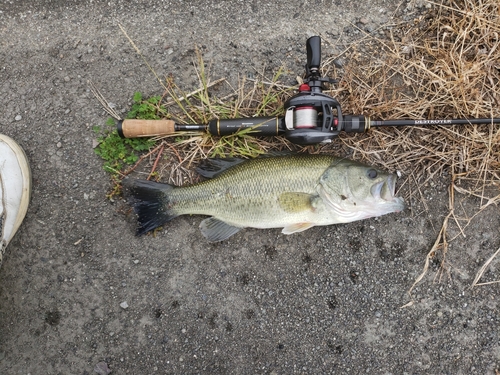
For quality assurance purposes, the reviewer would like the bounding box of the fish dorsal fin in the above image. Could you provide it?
[196,157,246,179]
[278,192,314,213]
[282,222,315,234]
[199,217,243,242]
[196,152,295,179]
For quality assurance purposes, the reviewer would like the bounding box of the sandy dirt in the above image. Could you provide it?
[1,0,499,374]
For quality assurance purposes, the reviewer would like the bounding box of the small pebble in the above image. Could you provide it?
[94,361,112,375]
[15,115,22,121]
[120,301,129,309]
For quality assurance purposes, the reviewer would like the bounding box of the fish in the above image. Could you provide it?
[125,154,405,241]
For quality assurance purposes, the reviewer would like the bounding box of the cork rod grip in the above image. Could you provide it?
[117,119,176,138]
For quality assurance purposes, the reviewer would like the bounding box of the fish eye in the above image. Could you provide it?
[367,169,378,179]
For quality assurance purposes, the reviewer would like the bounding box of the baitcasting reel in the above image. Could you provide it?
[282,35,348,145]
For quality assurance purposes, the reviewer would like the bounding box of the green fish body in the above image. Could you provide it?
[126,154,405,241]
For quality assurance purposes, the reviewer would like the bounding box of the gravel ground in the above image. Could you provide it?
[1,1,499,374]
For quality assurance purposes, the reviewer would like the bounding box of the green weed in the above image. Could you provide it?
[126,91,168,120]
[93,92,161,176]
[93,121,155,174]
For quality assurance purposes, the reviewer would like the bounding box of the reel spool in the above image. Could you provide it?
[294,106,317,129]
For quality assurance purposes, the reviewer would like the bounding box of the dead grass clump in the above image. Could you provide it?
[326,0,499,190]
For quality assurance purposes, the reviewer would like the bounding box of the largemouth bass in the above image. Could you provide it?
[125,154,405,241]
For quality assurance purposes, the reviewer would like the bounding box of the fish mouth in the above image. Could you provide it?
[371,175,405,209]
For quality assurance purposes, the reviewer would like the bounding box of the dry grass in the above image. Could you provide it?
[325,0,499,183]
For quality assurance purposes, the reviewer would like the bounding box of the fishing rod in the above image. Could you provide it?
[117,36,500,145]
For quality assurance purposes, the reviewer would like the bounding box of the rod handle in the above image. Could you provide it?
[117,119,176,138]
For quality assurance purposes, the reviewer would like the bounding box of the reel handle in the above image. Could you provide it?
[306,36,321,74]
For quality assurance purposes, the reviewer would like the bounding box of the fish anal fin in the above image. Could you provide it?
[279,192,314,213]
[200,217,243,242]
[282,222,315,234]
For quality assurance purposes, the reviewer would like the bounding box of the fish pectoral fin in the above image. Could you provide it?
[278,192,314,213]
[199,217,243,242]
[282,222,315,234]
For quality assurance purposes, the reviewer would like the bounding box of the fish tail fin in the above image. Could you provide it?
[125,179,178,235]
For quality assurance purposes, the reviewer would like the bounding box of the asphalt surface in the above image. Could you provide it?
[1,1,499,374]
